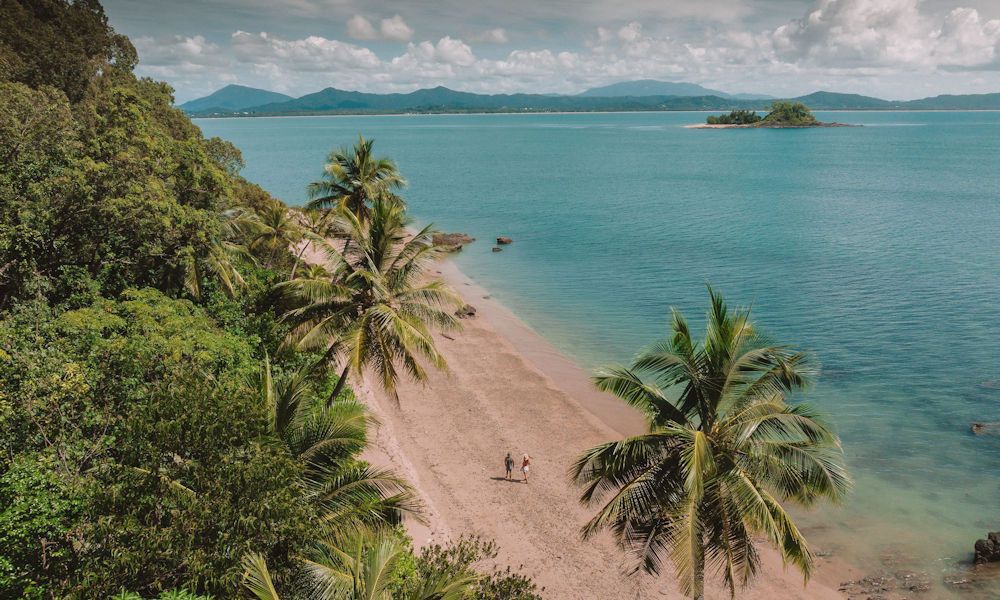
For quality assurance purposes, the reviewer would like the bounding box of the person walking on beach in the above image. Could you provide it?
[521,454,531,483]
[504,452,514,480]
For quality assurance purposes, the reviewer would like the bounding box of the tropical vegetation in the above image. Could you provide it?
[572,288,850,599]
[705,110,761,125]
[704,102,819,126]
[0,1,538,597]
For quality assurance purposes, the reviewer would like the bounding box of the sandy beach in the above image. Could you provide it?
[351,256,857,599]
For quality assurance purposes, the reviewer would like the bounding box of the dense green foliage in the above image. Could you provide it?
[705,110,761,125]
[761,101,818,125]
[0,2,540,598]
[572,289,849,599]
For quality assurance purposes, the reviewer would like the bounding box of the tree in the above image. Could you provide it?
[242,533,477,600]
[572,288,850,599]
[252,355,420,529]
[762,101,817,125]
[306,136,406,222]
[277,200,462,404]
[251,201,303,268]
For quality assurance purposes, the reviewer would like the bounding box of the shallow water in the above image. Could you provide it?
[198,111,1000,595]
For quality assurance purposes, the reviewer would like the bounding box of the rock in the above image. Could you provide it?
[492,247,502,252]
[971,422,1000,435]
[455,304,477,319]
[975,532,1000,564]
[432,232,475,252]
[496,236,513,245]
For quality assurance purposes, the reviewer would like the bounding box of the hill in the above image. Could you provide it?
[179,85,1000,116]
[579,79,730,98]
[178,84,293,113]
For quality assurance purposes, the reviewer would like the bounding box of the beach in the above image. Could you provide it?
[356,257,857,599]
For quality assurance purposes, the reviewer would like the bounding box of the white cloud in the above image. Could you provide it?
[231,31,381,71]
[346,15,377,40]
[380,14,414,41]
[472,28,509,44]
[771,0,1000,70]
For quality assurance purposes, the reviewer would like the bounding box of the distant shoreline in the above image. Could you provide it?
[686,121,859,129]
[190,108,1000,120]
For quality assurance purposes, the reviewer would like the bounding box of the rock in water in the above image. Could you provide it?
[492,247,502,252]
[433,232,475,252]
[496,236,513,244]
[974,532,1000,564]
[455,304,477,319]
[971,422,1000,435]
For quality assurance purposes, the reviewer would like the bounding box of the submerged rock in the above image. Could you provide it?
[433,232,475,252]
[975,532,1000,564]
[496,236,513,244]
[492,247,502,252]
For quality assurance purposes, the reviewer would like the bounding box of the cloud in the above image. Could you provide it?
[771,0,1000,70]
[346,15,378,40]
[472,28,509,44]
[380,15,414,41]
[231,31,381,71]
[130,0,1000,103]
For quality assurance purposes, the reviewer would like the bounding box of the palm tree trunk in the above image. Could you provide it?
[327,363,350,407]
[692,544,705,600]
[289,240,310,280]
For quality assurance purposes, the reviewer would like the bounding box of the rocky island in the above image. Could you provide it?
[689,101,856,128]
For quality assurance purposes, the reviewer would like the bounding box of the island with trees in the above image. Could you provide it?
[692,101,856,128]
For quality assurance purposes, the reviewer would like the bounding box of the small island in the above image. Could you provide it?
[689,101,856,128]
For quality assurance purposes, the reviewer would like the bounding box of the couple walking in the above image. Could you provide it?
[504,452,531,483]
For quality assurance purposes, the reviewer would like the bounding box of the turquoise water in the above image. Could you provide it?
[198,112,1000,592]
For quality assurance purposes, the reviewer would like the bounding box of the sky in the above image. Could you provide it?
[103,0,1000,102]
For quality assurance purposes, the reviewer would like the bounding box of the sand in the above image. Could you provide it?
[349,256,857,599]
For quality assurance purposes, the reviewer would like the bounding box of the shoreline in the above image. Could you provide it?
[354,252,858,599]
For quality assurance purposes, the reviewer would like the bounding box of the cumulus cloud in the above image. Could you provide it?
[771,0,1000,70]
[380,15,414,41]
[346,15,378,40]
[347,13,413,41]
[231,31,381,71]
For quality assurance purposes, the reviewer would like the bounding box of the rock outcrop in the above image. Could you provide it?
[496,236,513,245]
[433,232,475,252]
[975,532,1000,564]
[971,422,1000,435]
[455,304,477,319]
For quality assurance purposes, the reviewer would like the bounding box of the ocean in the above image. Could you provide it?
[197,111,1000,595]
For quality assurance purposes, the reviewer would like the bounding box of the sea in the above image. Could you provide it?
[197,111,1000,596]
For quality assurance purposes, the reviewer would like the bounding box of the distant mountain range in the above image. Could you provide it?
[578,79,773,100]
[178,81,1000,116]
[179,85,293,113]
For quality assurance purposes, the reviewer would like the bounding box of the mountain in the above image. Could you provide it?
[178,84,293,113]
[579,79,729,98]
[179,85,1000,116]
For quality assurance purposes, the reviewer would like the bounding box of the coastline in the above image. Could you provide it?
[355,253,858,599]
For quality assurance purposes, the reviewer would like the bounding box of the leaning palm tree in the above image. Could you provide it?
[306,136,407,223]
[289,209,335,280]
[251,355,421,528]
[277,199,462,404]
[571,288,850,599]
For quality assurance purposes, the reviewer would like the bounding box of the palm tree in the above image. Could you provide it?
[252,355,421,528]
[289,209,334,280]
[276,200,462,405]
[571,288,850,599]
[241,533,476,600]
[252,201,304,268]
[306,136,406,222]
[183,207,258,300]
